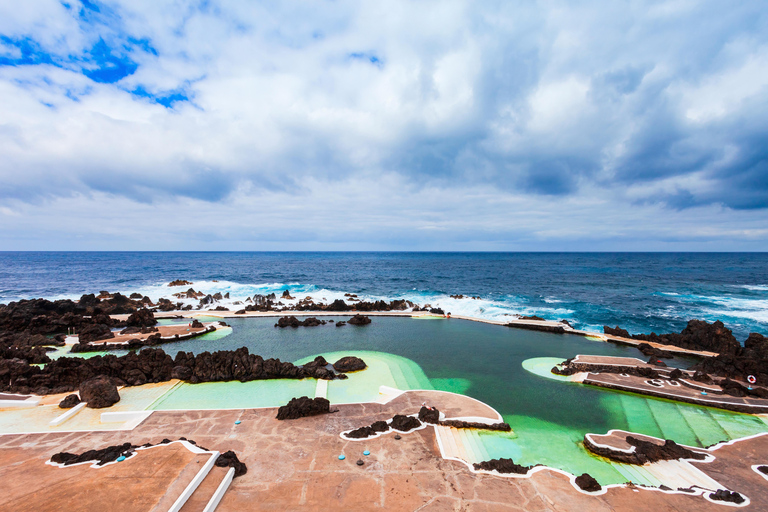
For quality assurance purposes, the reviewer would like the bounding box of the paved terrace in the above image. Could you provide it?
[1,390,766,511]
[569,355,768,414]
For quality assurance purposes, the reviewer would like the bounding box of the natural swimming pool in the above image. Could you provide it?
[63,316,768,484]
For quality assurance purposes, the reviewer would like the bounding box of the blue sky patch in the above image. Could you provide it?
[349,52,383,67]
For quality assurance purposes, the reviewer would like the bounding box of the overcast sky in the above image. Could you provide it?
[1,0,767,250]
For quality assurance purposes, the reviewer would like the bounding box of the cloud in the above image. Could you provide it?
[0,0,767,249]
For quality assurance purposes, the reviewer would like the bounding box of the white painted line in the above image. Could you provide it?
[0,398,40,408]
[202,467,235,512]
[49,402,86,426]
[167,450,220,512]
[315,379,328,399]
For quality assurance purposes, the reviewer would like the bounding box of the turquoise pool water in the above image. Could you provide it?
[55,316,768,484]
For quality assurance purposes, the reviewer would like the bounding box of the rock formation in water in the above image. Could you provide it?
[604,320,742,355]
[347,314,371,326]
[274,316,327,328]
[79,375,120,408]
[168,280,194,287]
[333,356,367,372]
[276,396,333,420]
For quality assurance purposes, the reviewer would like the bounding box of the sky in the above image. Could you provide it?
[0,0,767,251]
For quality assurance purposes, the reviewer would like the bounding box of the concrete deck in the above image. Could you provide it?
[1,389,766,510]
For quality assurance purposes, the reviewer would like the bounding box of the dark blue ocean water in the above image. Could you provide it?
[0,252,766,339]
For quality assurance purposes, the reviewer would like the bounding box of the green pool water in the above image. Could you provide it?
[52,316,768,484]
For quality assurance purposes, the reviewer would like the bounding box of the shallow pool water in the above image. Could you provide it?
[54,316,768,484]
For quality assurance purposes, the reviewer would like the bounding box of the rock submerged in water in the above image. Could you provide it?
[473,458,534,475]
[79,376,120,409]
[58,394,81,409]
[333,356,367,372]
[276,396,333,420]
[575,473,602,492]
[347,314,371,326]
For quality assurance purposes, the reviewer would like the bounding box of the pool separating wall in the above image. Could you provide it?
[29,316,768,485]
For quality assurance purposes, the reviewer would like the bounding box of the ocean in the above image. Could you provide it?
[0,251,766,340]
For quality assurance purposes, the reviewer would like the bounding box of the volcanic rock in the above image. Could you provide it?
[51,442,135,466]
[276,396,332,420]
[389,414,421,432]
[333,356,367,373]
[125,309,157,328]
[77,324,114,343]
[418,406,440,424]
[191,319,204,328]
[168,280,193,287]
[58,394,81,408]
[473,458,534,475]
[326,299,351,312]
[281,290,294,300]
[347,314,371,326]
[346,420,390,439]
[604,325,630,338]
[79,376,120,409]
[215,450,247,477]
[709,489,745,504]
[335,321,346,327]
[575,473,602,492]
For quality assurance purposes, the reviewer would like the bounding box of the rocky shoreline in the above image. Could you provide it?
[0,348,366,396]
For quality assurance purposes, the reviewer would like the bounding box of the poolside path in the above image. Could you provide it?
[1,389,766,510]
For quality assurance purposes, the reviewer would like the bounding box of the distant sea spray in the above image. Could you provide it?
[0,252,766,339]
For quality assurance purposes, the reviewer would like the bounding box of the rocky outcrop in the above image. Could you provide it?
[125,309,157,328]
[333,356,367,372]
[574,473,602,492]
[326,299,351,312]
[418,406,440,423]
[215,450,247,477]
[605,320,742,355]
[77,324,114,343]
[281,290,294,300]
[168,280,193,287]
[346,420,390,439]
[604,325,630,338]
[347,315,371,326]
[79,376,120,408]
[1,347,356,396]
[276,396,333,420]
[58,394,81,408]
[51,442,135,466]
[585,434,707,465]
[691,331,768,386]
[473,458,534,475]
[709,490,745,504]
[389,414,421,432]
[274,316,327,328]
[519,315,545,321]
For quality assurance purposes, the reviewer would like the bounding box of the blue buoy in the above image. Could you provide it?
[702,391,708,395]
[338,455,345,460]
[116,455,126,462]
[363,450,370,456]
[235,420,241,424]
